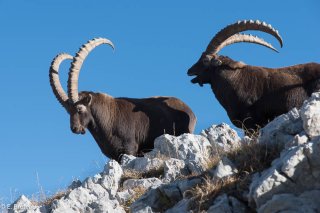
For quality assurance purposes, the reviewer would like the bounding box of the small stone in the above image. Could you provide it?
[212,157,238,178]
[122,178,162,191]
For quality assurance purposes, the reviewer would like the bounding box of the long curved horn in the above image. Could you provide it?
[206,20,283,55]
[49,53,73,112]
[68,38,115,104]
[215,33,279,53]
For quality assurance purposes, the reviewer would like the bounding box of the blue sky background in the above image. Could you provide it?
[0,0,319,204]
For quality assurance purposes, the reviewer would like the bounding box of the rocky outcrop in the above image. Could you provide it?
[9,92,320,212]
[248,93,320,211]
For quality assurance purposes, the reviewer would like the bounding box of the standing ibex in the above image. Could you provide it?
[188,20,320,131]
[50,38,196,161]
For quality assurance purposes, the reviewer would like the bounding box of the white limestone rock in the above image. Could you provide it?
[122,178,162,191]
[207,194,247,213]
[259,108,303,146]
[116,189,136,205]
[101,160,123,197]
[165,199,192,213]
[121,156,164,174]
[300,92,320,139]
[68,180,82,190]
[285,132,309,149]
[8,195,41,213]
[163,158,189,182]
[131,177,201,213]
[88,195,125,213]
[212,157,238,178]
[131,206,154,213]
[103,159,123,179]
[201,123,241,152]
[146,134,212,175]
[51,187,94,212]
[249,138,320,208]
[120,154,137,168]
[148,134,212,160]
[82,177,108,198]
[258,190,320,213]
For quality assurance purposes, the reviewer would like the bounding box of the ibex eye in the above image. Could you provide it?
[212,59,222,66]
[77,105,86,114]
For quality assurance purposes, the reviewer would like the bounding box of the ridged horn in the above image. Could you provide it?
[49,53,73,112]
[206,20,283,55]
[215,33,279,53]
[68,38,115,104]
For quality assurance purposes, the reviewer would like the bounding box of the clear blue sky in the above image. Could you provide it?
[0,0,319,204]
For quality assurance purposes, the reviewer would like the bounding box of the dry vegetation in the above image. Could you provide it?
[28,189,70,212]
[185,176,239,212]
[33,190,69,206]
[122,186,148,213]
[119,162,166,211]
[120,152,170,185]
[120,165,165,188]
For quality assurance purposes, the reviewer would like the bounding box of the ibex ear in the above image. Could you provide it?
[83,94,92,106]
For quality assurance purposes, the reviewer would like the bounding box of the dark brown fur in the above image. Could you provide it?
[188,54,320,130]
[70,92,196,161]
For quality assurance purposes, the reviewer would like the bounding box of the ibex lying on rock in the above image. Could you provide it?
[50,38,196,161]
[188,20,320,131]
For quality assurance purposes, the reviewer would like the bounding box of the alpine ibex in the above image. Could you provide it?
[50,38,196,161]
[188,20,320,131]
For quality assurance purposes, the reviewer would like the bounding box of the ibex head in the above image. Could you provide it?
[49,38,114,135]
[69,92,93,134]
[187,20,283,86]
